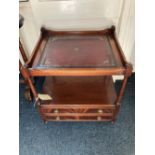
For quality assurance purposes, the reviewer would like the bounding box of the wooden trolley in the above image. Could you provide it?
[20,26,132,123]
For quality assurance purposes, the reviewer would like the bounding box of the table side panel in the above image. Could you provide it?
[31,36,49,68]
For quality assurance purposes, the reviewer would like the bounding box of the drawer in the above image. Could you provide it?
[38,104,115,122]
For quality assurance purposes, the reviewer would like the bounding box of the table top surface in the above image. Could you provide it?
[29,27,126,72]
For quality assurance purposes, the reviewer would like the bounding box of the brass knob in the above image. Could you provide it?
[56,116,60,121]
[98,109,103,113]
[97,116,102,121]
[54,109,59,113]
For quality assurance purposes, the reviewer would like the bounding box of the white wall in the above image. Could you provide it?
[19,2,39,58]
[19,0,135,70]
[19,0,123,54]
[30,0,122,30]
[118,0,135,70]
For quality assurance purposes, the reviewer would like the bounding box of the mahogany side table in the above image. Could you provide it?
[20,26,132,123]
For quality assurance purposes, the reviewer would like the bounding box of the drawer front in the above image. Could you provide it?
[38,104,115,122]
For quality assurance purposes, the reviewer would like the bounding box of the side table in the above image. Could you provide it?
[20,26,132,122]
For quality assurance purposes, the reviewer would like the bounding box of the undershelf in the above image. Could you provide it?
[42,76,116,105]
[38,76,117,122]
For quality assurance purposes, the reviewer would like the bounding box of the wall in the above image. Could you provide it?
[19,0,123,54]
[19,2,39,58]
[19,0,135,70]
[118,0,135,70]
[30,0,122,30]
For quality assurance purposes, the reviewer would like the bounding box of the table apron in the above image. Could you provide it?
[28,68,126,77]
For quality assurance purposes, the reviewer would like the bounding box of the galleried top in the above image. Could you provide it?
[27,26,129,76]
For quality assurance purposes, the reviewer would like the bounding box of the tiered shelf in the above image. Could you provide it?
[22,26,132,122]
[39,76,116,121]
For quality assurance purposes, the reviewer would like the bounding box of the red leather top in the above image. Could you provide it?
[38,35,116,68]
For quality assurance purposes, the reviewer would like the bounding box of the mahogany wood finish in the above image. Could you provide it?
[19,38,28,83]
[19,60,25,84]
[19,39,28,63]
[21,26,132,122]
[42,76,116,105]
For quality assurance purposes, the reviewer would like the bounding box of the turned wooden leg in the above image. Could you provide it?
[113,75,128,122]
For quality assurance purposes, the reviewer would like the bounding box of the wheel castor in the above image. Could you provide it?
[44,120,48,124]
[24,89,32,101]
[111,120,115,124]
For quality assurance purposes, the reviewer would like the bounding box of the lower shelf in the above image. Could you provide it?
[38,76,117,122]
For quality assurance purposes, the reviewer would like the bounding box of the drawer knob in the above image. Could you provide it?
[56,116,60,121]
[97,116,102,121]
[98,109,103,113]
[54,109,59,113]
